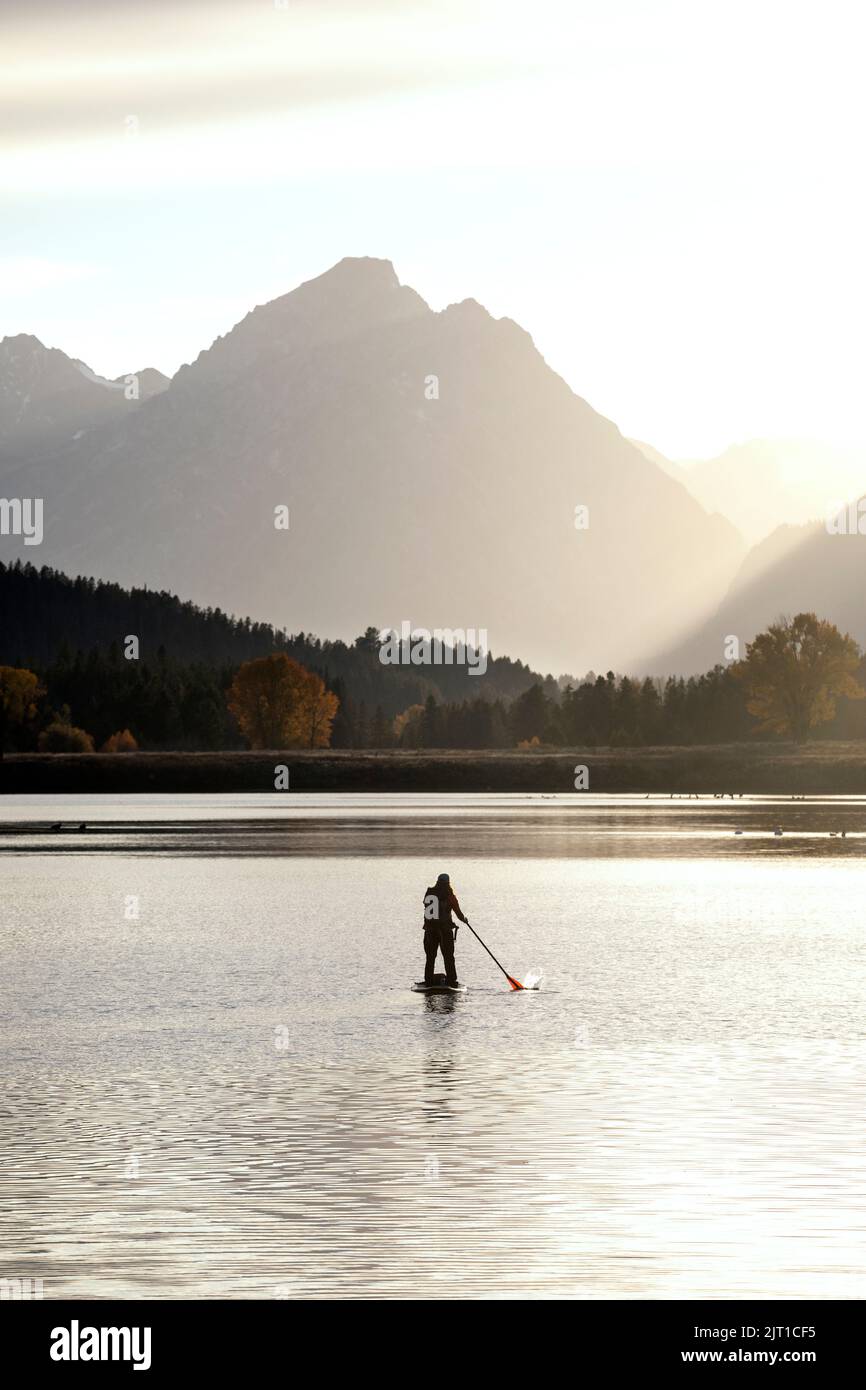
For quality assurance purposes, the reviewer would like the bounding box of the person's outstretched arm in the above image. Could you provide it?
[449,891,469,924]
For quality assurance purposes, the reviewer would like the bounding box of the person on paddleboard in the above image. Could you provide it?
[422,872,469,988]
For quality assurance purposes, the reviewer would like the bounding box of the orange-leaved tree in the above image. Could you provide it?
[227,653,338,749]
[102,729,139,752]
[0,666,44,758]
[38,721,95,753]
[734,612,864,742]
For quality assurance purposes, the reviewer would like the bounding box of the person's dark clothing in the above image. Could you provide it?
[422,881,468,986]
[424,922,458,987]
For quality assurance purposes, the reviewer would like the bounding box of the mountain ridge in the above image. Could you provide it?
[0,257,744,674]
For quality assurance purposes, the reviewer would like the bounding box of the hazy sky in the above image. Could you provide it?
[3,0,865,458]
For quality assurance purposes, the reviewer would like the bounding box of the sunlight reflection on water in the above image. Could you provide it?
[2,795,865,1298]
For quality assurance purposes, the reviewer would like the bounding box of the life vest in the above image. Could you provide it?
[423,884,454,926]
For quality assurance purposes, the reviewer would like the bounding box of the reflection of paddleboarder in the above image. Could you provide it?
[422,873,469,988]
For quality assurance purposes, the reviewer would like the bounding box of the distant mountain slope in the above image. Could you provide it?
[629,438,690,485]
[652,509,866,673]
[0,333,168,465]
[678,439,866,546]
[0,258,743,674]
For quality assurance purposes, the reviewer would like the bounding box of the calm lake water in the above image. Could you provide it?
[2,793,865,1300]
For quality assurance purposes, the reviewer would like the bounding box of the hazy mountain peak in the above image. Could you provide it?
[0,334,97,405]
[1,332,48,355]
[0,333,69,382]
[0,335,166,397]
[278,254,430,320]
[310,255,401,288]
[175,255,431,387]
[112,367,170,396]
[3,258,746,673]
[0,333,161,459]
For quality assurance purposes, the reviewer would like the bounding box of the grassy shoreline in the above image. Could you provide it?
[4,743,866,794]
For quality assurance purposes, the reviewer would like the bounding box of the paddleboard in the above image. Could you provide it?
[411,973,468,994]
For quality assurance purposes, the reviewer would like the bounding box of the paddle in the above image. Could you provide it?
[461,920,524,991]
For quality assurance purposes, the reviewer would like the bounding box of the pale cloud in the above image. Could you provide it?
[5,0,866,196]
[1,0,538,152]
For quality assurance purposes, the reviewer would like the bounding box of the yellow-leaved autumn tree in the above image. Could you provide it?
[734,613,865,742]
[227,653,339,749]
[393,703,424,747]
[0,666,44,758]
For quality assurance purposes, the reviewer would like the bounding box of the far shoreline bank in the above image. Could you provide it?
[5,743,866,794]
